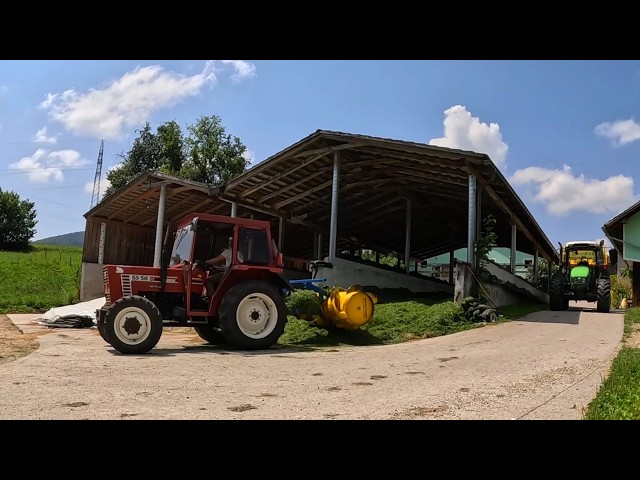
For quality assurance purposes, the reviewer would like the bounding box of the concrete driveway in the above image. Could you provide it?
[0,301,624,420]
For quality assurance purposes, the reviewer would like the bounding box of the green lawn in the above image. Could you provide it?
[0,245,83,313]
[583,308,640,420]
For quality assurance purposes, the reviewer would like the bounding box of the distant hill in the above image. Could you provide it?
[33,231,85,247]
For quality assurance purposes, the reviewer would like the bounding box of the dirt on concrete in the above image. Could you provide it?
[0,314,44,366]
[0,303,631,420]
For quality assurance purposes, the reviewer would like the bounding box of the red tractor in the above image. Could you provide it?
[96,213,291,354]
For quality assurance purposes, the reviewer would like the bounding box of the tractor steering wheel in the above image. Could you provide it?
[194,259,210,271]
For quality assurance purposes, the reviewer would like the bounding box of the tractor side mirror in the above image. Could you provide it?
[609,249,618,265]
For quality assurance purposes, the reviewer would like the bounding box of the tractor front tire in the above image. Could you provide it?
[97,306,111,345]
[596,277,611,313]
[549,273,566,311]
[103,295,163,354]
[194,324,227,345]
[218,280,288,350]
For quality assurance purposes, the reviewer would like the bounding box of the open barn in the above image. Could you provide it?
[81,130,558,304]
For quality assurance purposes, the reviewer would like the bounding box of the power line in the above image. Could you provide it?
[0,139,104,146]
[18,184,87,191]
[0,167,94,175]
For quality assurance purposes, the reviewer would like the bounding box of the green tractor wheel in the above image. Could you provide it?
[549,272,566,311]
[596,277,611,313]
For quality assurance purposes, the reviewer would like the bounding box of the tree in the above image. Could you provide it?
[526,257,556,293]
[181,115,249,185]
[105,122,162,196]
[475,214,498,276]
[156,120,184,175]
[103,116,248,198]
[0,188,37,251]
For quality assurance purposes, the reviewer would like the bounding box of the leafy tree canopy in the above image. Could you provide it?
[104,115,249,197]
[0,188,38,251]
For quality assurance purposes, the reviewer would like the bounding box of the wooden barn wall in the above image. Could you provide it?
[82,218,156,266]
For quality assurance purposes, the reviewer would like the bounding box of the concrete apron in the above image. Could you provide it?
[5,313,52,335]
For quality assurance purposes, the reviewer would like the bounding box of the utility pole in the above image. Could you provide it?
[90,140,104,209]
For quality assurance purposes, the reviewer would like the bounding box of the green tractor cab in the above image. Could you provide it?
[549,240,611,312]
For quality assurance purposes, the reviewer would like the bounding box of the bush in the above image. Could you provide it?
[611,274,632,309]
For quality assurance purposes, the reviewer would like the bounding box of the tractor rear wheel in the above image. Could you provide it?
[596,277,611,313]
[218,279,288,350]
[104,295,163,354]
[549,272,566,311]
[194,324,226,344]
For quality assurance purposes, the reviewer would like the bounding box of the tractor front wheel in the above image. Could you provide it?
[97,306,111,344]
[103,295,163,354]
[596,277,611,313]
[218,280,288,350]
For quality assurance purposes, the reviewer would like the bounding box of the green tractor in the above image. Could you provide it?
[549,240,611,313]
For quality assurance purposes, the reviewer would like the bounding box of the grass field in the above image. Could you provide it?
[0,245,83,314]
[583,307,640,420]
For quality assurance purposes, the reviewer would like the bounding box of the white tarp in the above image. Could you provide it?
[35,297,106,328]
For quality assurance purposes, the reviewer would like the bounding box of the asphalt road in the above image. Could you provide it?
[0,301,624,420]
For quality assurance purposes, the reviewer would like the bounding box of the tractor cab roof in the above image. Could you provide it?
[564,241,601,249]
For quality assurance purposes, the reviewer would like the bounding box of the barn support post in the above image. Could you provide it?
[98,222,106,264]
[467,175,477,267]
[328,151,340,263]
[404,199,412,274]
[153,184,167,268]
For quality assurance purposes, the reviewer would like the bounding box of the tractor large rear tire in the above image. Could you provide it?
[194,324,227,345]
[104,295,163,354]
[597,277,611,313]
[549,273,566,311]
[218,279,288,350]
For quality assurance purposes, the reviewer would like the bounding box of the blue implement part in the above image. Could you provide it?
[288,278,327,298]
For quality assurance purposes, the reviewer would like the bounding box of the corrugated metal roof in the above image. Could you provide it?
[83,130,559,265]
[221,130,559,263]
[602,199,640,254]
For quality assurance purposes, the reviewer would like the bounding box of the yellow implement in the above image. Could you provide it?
[315,285,378,330]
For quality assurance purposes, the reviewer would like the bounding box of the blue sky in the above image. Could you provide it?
[1,60,639,251]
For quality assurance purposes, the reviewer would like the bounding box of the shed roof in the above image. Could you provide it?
[84,171,229,228]
[84,130,559,264]
[602,199,640,254]
[220,130,559,262]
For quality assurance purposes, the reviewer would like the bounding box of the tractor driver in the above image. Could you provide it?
[201,237,233,300]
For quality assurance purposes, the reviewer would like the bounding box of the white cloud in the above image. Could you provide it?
[9,148,88,183]
[594,118,640,147]
[34,126,57,144]
[509,165,638,216]
[429,105,509,169]
[220,60,257,82]
[39,60,256,141]
[242,149,255,163]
